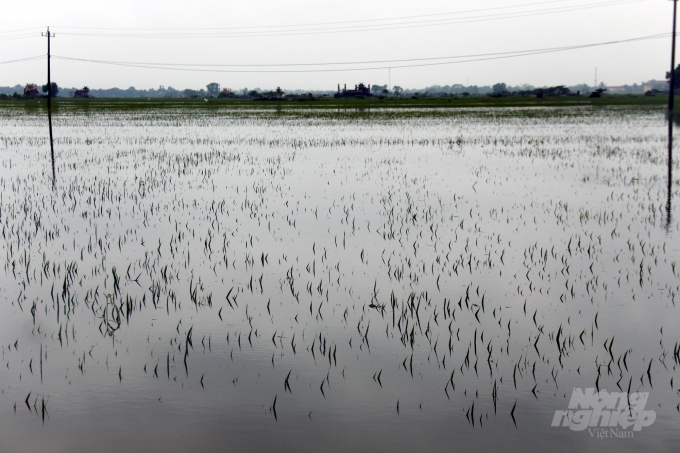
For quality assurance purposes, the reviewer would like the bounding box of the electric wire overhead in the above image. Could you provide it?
[52,33,668,73]
[51,0,585,31]
[0,55,45,65]
[51,0,648,39]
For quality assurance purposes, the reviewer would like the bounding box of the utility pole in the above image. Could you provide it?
[42,27,55,110]
[41,27,56,187]
[670,0,678,111]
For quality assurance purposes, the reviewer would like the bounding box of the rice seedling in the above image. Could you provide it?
[0,102,677,451]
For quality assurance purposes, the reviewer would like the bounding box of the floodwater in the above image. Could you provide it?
[0,104,678,452]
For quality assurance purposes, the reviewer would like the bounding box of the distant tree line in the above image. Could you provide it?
[0,83,340,99]
[0,79,663,99]
[397,83,583,96]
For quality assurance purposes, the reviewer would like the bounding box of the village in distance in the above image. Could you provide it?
[0,73,676,101]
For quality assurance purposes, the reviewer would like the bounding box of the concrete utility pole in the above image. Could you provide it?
[42,27,55,109]
[670,0,678,111]
[41,26,56,186]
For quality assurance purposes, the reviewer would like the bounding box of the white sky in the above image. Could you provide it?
[0,0,674,91]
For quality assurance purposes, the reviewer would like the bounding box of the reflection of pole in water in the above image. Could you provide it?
[670,0,678,112]
[42,27,56,188]
[48,103,55,189]
[667,115,673,232]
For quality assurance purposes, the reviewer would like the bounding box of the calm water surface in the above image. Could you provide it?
[0,105,678,452]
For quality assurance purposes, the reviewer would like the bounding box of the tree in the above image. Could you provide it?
[667,64,680,90]
[371,84,387,94]
[206,83,220,97]
[570,83,590,93]
[41,82,59,97]
[538,85,570,96]
[492,83,507,94]
[393,86,403,96]
[589,87,607,98]
[217,89,235,99]
[554,86,570,95]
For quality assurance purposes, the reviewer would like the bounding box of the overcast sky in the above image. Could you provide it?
[0,0,674,91]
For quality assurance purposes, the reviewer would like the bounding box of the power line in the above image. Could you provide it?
[50,0,599,31]
[52,33,668,73]
[0,26,44,35]
[0,34,42,42]
[0,55,45,65]
[58,1,644,39]
[54,0,647,39]
[53,34,669,68]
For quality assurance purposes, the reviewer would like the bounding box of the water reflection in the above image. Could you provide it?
[667,113,676,231]
[1,106,679,452]
[48,103,56,189]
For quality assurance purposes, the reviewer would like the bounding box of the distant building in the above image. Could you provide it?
[272,87,285,99]
[24,83,40,97]
[259,87,285,100]
[643,80,668,92]
[74,87,91,98]
[334,83,372,98]
[286,93,313,99]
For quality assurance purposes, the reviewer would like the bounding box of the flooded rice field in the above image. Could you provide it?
[0,104,679,452]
